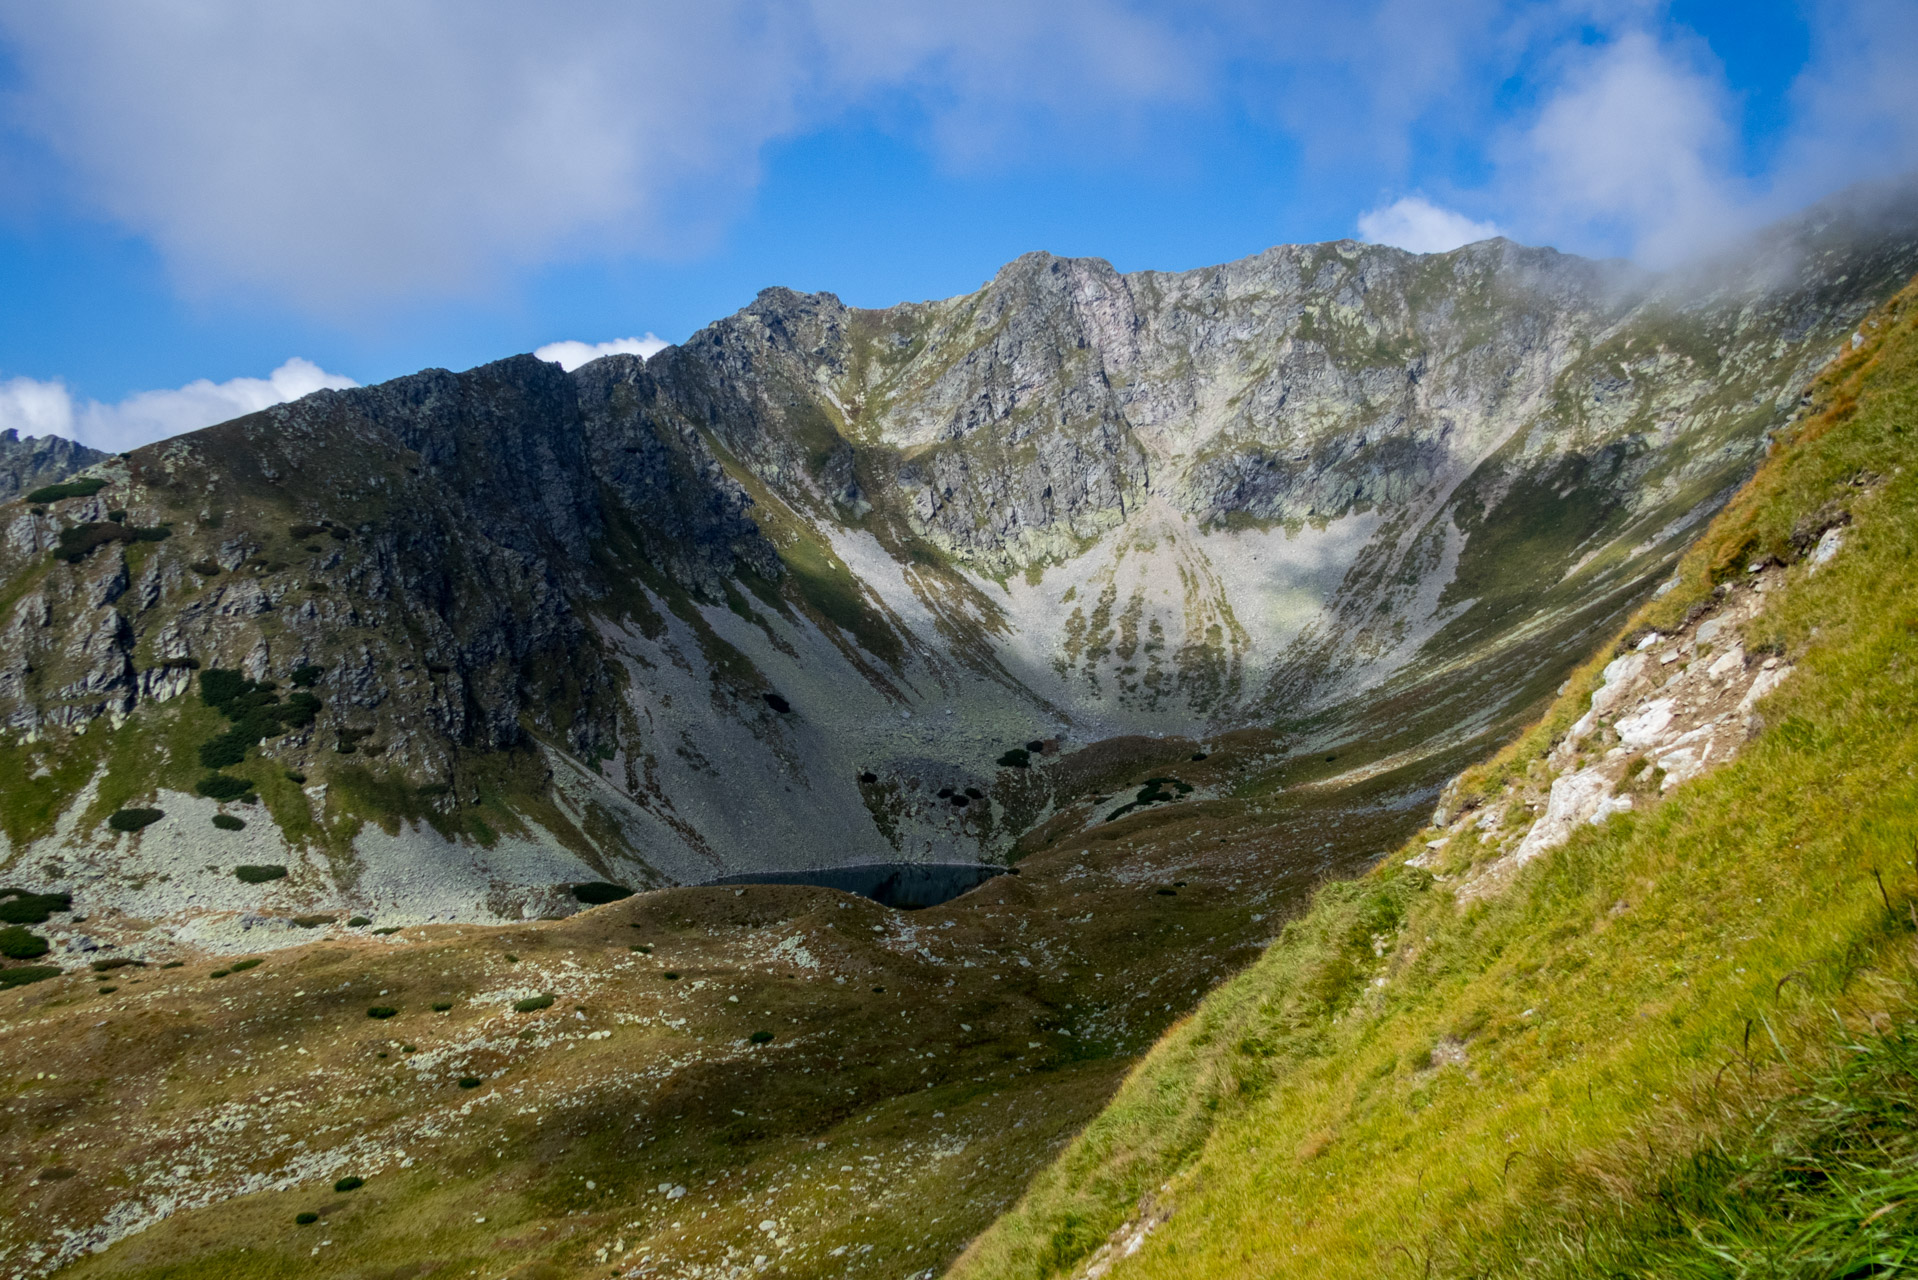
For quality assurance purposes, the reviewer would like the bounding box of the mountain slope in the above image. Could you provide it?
[949,270,1918,1280]
[1,182,1915,946]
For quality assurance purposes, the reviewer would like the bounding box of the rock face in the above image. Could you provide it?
[2,180,1916,933]
[0,429,108,499]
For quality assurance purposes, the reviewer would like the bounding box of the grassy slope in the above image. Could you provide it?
[950,278,1918,1280]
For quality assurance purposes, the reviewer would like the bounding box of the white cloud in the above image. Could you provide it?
[534,335,670,371]
[0,358,357,453]
[0,2,1212,310]
[1510,31,1747,265]
[1356,196,1502,253]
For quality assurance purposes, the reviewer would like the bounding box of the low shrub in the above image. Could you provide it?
[229,958,262,972]
[161,960,184,968]
[662,971,680,981]
[750,1030,774,1044]
[514,994,555,1012]
[997,747,1031,768]
[290,663,323,687]
[571,882,633,905]
[0,927,50,959]
[196,774,250,801]
[291,914,334,928]
[764,691,793,714]
[90,957,139,972]
[210,969,229,978]
[347,916,371,927]
[0,966,59,989]
[26,477,107,503]
[458,1076,482,1089]
[234,864,286,884]
[189,561,221,576]
[295,1212,318,1225]
[107,509,126,522]
[211,814,245,830]
[284,769,306,783]
[97,985,116,994]
[288,523,326,540]
[367,1005,397,1019]
[107,808,164,832]
[0,890,72,924]
[54,521,168,563]
[373,926,400,936]
[333,1177,363,1193]
[432,1001,452,1012]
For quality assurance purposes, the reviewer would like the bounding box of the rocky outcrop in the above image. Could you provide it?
[0,428,107,499]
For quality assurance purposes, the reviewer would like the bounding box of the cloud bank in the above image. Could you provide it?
[1,2,1913,306]
[0,358,357,452]
[534,335,670,371]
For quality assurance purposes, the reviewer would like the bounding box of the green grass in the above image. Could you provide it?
[951,277,1918,1280]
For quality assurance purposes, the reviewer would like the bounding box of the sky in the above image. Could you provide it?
[0,1,1912,451]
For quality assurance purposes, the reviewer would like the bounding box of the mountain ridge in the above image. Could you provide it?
[3,181,1916,945]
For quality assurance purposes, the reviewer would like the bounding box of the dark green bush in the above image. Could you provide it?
[373,926,400,936]
[291,914,334,928]
[26,477,106,503]
[189,560,221,575]
[211,813,245,830]
[333,1177,363,1193]
[662,971,679,981]
[571,882,633,905]
[90,957,139,972]
[233,864,287,883]
[54,521,168,563]
[997,747,1031,768]
[0,890,72,924]
[347,916,371,927]
[210,969,230,978]
[290,663,323,687]
[229,958,263,971]
[0,927,50,959]
[458,1076,482,1089]
[367,1005,397,1019]
[197,731,250,769]
[107,509,126,522]
[161,960,184,968]
[295,1212,318,1225]
[107,808,164,832]
[750,1030,774,1044]
[161,655,201,669]
[432,1001,452,1012]
[288,523,326,540]
[97,985,117,994]
[0,966,59,989]
[513,994,555,1012]
[284,770,306,783]
[197,774,250,801]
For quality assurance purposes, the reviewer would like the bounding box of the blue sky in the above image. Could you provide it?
[0,1,1911,450]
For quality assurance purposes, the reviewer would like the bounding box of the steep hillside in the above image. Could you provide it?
[1,182,1915,950]
[951,273,1918,1280]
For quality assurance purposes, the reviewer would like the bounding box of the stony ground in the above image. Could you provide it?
[0,728,1448,1280]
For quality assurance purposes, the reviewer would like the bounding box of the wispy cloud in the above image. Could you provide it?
[0,2,1212,311]
[534,335,669,371]
[1509,31,1746,266]
[3,1,1914,310]
[0,358,356,452]
[1357,196,1502,253]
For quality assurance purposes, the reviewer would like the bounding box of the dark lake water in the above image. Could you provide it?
[700,862,1008,910]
